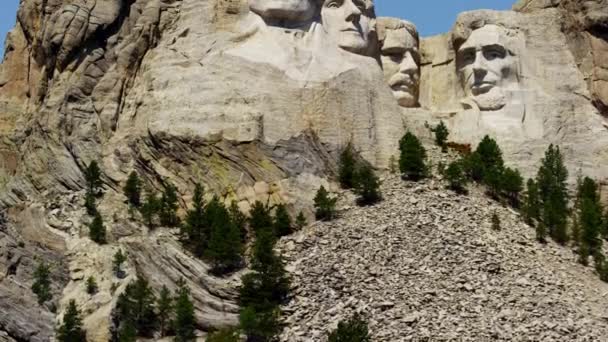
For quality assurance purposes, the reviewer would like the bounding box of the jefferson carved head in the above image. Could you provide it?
[378,18,420,107]
[320,0,376,55]
[249,0,317,24]
[454,24,520,111]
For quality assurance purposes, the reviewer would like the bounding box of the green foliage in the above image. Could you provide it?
[327,314,370,342]
[239,306,281,342]
[181,184,208,255]
[444,159,468,194]
[339,143,357,189]
[399,131,427,181]
[536,221,548,243]
[117,320,136,342]
[432,120,449,152]
[32,262,52,305]
[501,167,524,206]
[314,186,337,221]
[576,177,604,265]
[491,212,501,231]
[353,162,381,205]
[476,135,504,175]
[462,152,484,182]
[123,172,142,208]
[157,285,173,337]
[89,212,106,244]
[483,165,503,199]
[84,190,97,216]
[295,211,307,230]
[536,144,569,244]
[523,179,541,226]
[273,204,293,237]
[84,160,103,195]
[207,328,240,342]
[115,277,157,337]
[249,201,273,232]
[159,182,180,227]
[174,280,196,342]
[229,201,248,241]
[140,192,160,227]
[112,249,127,278]
[205,197,243,274]
[57,300,86,342]
[86,276,98,295]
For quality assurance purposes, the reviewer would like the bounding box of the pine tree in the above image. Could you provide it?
[484,165,503,199]
[536,221,548,243]
[339,142,357,189]
[123,172,142,208]
[462,151,484,182]
[57,300,87,342]
[89,212,107,244]
[328,314,370,342]
[523,179,541,226]
[128,278,157,336]
[353,162,381,205]
[273,204,293,237]
[32,262,52,305]
[432,120,449,152]
[314,186,337,221]
[536,144,569,244]
[157,285,173,337]
[84,190,97,216]
[113,249,127,278]
[444,159,468,194]
[160,182,180,227]
[491,212,501,231]
[229,201,247,241]
[576,177,604,265]
[501,167,524,206]
[239,306,281,342]
[206,198,243,274]
[207,328,240,342]
[295,211,307,230]
[181,183,207,255]
[174,279,196,342]
[399,131,427,181]
[86,276,98,295]
[249,201,273,232]
[85,161,103,196]
[140,192,160,227]
[476,135,504,176]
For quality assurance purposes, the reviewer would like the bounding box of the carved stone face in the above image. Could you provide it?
[321,0,374,55]
[381,26,420,107]
[249,0,317,23]
[456,25,518,111]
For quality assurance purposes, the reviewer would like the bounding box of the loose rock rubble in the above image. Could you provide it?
[277,176,608,341]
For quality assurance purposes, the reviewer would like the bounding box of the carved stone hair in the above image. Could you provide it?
[451,11,519,56]
[376,17,419,45]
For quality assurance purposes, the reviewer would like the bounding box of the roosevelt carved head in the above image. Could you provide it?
[378,18,420,108]
[320,0,376,56]
[249,0,317,25]
[454,24,520,111]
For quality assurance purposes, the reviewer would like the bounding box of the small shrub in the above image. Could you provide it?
[314,186,337,221]
[295,211,307,230]
[338,143,357,189]
[353,162,381,205]
[32,262,52,305]
[123,171,142,208]
[399,132,427,181]
[328,314,370,342]
[86,276,98,295]
[88,212,107,244]
[444,160,468,194]
[112,249,127,278]
[491,212,501,231]
[432,120,449,152]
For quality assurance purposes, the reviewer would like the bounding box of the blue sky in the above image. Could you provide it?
[0,0,515,58]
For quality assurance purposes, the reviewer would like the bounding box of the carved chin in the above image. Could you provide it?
[338,35,369,54]
[471,87,506,111]
[394,90,418,108]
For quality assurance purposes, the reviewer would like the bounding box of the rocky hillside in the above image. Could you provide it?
[278,175,608,341]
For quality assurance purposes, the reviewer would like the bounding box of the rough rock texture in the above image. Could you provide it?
[277,173,608,341]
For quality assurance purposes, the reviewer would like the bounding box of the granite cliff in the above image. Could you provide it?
[0,0,607,340]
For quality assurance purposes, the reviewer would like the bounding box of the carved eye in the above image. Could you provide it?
[326,0,342,8]
[461,50,476,65]
[483,47,506,60]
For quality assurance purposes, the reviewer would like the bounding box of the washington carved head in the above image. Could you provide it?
[249,0,318,24]
[454,23,520,111]
[320,0,376,55]
[378,18,420,108]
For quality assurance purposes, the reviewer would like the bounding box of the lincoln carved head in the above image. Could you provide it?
[378,18,420,107]
[454,24,520,111]
[320,0,376,55]
[249,0,317,24]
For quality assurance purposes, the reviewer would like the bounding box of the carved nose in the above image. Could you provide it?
[400,52,418,74]
[471,51,487,72]
[345,0,362,22]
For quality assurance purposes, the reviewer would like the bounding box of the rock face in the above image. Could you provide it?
[1,0,608,340]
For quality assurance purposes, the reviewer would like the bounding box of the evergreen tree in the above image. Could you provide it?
[207,328,240,342]
[229,201,248,241]
[353,162,381,205]
[84,161,103,196]
[273,204,293,237]
[181,183,207,255]
[239,306,281,342]
[57,300,87,342]
[84,190,97,216]
[314,186,337,221]
[86,276,98,295]
[432,120,449,152]
[462,151,484,182]
[140,192,160,227]
[536,144,569,244]
[295,211,307,230]
[123,172,142,208]
[328,314,370,342]
[113,249,127,278]
[536,221,548,243]
[523,179,541,226]
[491,212,501,231]
[444,159,468,194]
[157,285,173,337]
[115,277,157,337]
[117,321,137,342]
[338,143,357,189]
[249,201,273,232]
[174,280,196,342]
[576,177,604,265]
[484,165,503,199]
[475,135,504,176]
[206,197,243,274]
[399,131,427,181]
[89,212,107,244]
[160,182,180,227]
[32,262,52,305]
[501,167,524,206]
